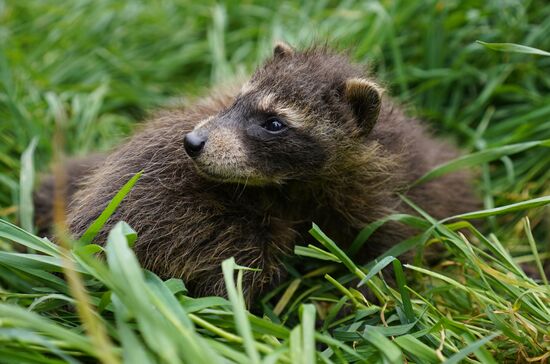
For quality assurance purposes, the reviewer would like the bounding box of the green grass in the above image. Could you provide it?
[1,0,549,363]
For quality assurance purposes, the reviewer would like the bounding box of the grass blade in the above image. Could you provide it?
[222,257,261,364]
[0,218,60,256]
[19,138,37,233]
[443,332,500,364]
[415,139,550,185]
[442,196,550,221]
[361,329,402,363]
[394,335,441,363]
[79,172,142,244]
[476,41,550,56]
[300,304,316,364]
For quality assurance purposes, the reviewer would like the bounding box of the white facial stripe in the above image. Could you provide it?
[194,115,215,130]
[273,105,309,126]
[257,93,275,110]
[196,89,309,133]
[254,94,309,127]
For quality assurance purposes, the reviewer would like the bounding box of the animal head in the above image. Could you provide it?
[184,43,384,185]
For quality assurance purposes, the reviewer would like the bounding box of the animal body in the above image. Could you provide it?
[35,43,478,301]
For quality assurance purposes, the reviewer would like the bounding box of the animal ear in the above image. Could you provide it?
[344,78,383,135]
[273,41,294,58]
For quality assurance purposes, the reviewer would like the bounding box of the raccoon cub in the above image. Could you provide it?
[35,43,478,301]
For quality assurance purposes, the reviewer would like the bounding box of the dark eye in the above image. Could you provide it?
[262,117,287,132]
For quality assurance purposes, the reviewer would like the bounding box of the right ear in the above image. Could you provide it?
[273,41,294,58]
[344,78,383,135]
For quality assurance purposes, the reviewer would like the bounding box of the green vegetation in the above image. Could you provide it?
[1,0,549,363]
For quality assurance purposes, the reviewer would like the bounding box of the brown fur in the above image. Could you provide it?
[34,154,105,237]
[35,45,479,301]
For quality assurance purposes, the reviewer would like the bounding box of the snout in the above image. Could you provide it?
[183,131,207,158]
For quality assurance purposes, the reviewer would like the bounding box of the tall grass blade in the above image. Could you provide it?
[80,172,142,244]
[19,138,37,233]
[476,41,550,56]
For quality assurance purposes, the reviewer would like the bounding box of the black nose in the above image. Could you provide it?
[184,132,207,158]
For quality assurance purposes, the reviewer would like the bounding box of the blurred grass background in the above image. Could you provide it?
[0,0,549,363]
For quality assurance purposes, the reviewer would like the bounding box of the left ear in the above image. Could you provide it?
[344,78,383,135]
[273,41,294,58]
